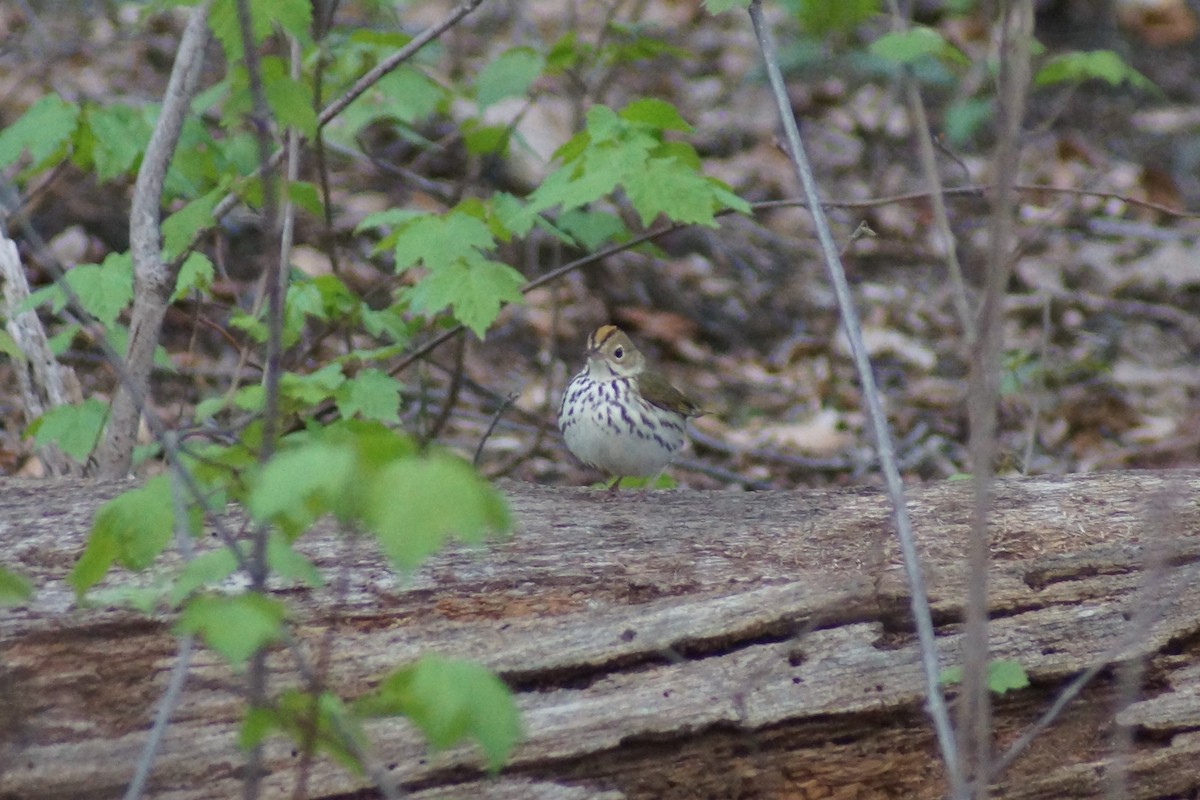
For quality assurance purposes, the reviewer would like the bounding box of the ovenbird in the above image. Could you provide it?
[558,324,704,487]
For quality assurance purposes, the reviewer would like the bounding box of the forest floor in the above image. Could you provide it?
[2,0,1200,491]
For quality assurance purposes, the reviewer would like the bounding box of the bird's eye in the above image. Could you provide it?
[613,346,624,359]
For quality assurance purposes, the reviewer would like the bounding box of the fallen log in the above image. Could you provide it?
[1,470,1199,799]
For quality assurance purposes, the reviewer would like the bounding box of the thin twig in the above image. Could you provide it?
[123,451,197,800]
[422,332,467,446]
[232,1,284,795]
[1105,513,1172,800]
[884,0,975,345]
[287,29,329,797]
[963,3,1033,794]
[752,182,1200,218]
[1020,296,1051,474]
[746,3,965,795]
[474,392,518,468]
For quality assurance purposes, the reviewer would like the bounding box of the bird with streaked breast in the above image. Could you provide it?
[558,325,704,490]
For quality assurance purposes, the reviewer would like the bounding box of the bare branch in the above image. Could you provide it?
[95,0,212,477]
[963,2,1034,794]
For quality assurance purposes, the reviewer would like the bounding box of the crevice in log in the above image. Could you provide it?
[1024,561,1139,590]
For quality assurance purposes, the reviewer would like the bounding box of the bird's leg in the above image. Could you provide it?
[635,470,666,499]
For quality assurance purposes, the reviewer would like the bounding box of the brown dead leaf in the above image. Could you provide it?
[1117,0,1198,46]
[747,409,855,457]
[291,245,333,277]
[615,308,699,347]
[1137,165,1183,216]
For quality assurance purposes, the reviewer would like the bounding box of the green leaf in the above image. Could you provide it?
[583,104,625,143]
[240,706,277,751]
[209,0,310,60]
[84,583,168,614]
[287,181,324,217]
[170,547,240,607]
[67,253,134,326]
[385,208,524,336]
[703,0,750,13]
[986,659,1030,694]
[870,27,968,67]
[233,384,265,411]
[619,98,692,133]
[241,689,367,774]
[171,252,215,302]
[373,67,446,125]
[356,208,426,235]
[939,665,963,686]
[69,521,120,598]
[555,209,629,250]
[27,398,108,462]
[530,101,732,230]
[20,284,65,316]
[247,439,356,525]
[603,25,690,64]
[623,157,720,227]
[462,120,511,156]
[546,31,584,72]
[69,476,177,595]
[23,253,134,327]
[476,47,546,110]
[615,473,677,491]
[262,58,318,138]
[528,158,621,214]
[939,659,1030,695]
[194,395,228,422]
[710,180,752,215]
[795,0,880,34]
[336,368,402,423]
[392,212,496,272]
[279,363,346,407]
[363,452,510,570]
[176,592,286,665]
[45,325,78,355]
[355,654,521,771]
[163,189,222,260]
[360,303,418,344]
[167,116,221,197]
[407,257,525,338]
[266,532,324,587]
[944,97,993,145]
[490,193,537,238]
[86,103,152,180]
[267,0,313,44]
[0,567,34,606]
[0,329,21,361]
[1035,50,1154,91]
[279,281,320,345]
[0,94,78,168]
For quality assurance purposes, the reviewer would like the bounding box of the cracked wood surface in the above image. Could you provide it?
[2,470,1200,799]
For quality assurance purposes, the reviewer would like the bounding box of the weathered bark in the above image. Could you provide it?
[0,232,81,475]
[1,470,1199,799]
